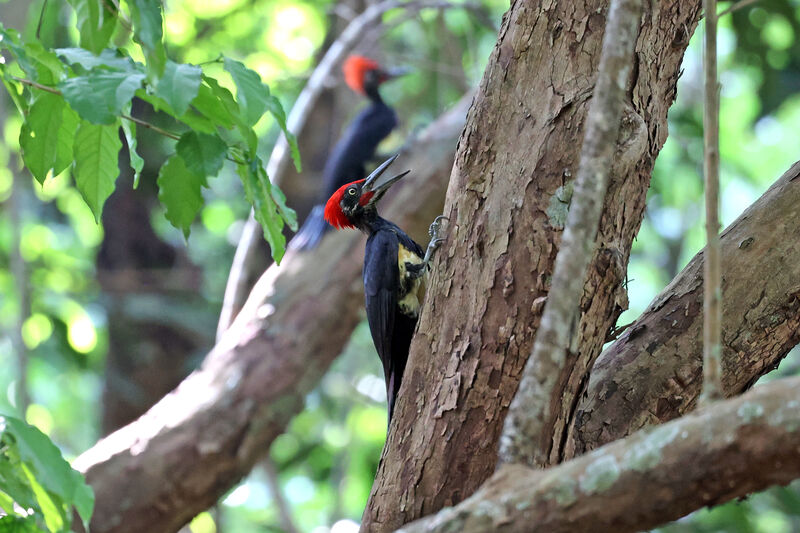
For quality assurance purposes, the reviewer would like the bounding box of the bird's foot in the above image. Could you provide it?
[422,215,449,267]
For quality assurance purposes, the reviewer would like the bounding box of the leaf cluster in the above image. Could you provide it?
[0,0,301,262]
[0,415,93,533]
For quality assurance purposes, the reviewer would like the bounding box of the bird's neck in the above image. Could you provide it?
[353,211,390,235]
[364,83,383,104]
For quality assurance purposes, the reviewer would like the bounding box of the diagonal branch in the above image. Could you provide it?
[498,0,643,467]
[73,96,471,533]
[565,160,800,458]
[400,376,800,533]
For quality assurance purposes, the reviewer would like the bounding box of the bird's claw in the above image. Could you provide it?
[428,215,449,239]
[422,215,449,267]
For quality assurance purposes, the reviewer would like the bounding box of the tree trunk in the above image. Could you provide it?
[362,0,701,529]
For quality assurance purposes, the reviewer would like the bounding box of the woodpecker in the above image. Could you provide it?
[324,155,446,423]
[291,55,407,250]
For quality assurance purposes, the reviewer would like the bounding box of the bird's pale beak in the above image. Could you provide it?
[382,66,412,81]
[362,154,410,205]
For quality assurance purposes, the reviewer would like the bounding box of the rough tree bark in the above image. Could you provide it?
[565,160,800,457]
[362,0,700,529]
[398,375,800,533]
[72,96,470,533]
[499,0,642,468]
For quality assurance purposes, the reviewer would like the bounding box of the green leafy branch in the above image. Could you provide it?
[0,415,94,533]
[0,0,301,263]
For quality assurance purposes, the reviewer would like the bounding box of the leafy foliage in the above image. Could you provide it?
[0,415,93,533]
[0,1,301,262]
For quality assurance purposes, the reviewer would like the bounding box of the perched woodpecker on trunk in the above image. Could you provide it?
[324,155,446,423]
[290,55,407,251]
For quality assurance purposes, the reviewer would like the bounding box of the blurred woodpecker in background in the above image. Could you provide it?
[290,55,408,250]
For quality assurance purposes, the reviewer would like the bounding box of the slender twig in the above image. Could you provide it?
[701,0,723,403]
[498,0,643,467]
[217,0,479,339]
[121,113,181,140]
[718,0,760,17]
[36,0,48,40]
[8,159,30,415]
[262,460,300,533]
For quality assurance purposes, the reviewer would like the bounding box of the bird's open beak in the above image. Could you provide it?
[382,66,412,82]
[362,154,410,205]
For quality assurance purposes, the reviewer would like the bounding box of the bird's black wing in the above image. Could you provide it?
[363,229,400,418]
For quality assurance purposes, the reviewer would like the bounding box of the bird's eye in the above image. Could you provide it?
[348,188,357,196]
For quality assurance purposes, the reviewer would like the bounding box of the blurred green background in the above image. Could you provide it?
[1,0,799,531]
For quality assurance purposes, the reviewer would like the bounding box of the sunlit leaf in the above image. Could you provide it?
[121,118,144,189]
[156,61,202,116]
[128,0,167,76]
[60,70,146,125]
[157,154,204,238]
[19,93,71,184]
[67,0,117,54]
[237,159,286,263]
[55,47,135,72]
[223,57,270,126]
[72,120,122,220]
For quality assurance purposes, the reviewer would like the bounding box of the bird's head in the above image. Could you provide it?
[343,55,409,96]
[324,155,410,229]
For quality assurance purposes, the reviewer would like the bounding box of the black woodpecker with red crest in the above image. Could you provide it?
[324,155,446,423]
[290,55,408,250]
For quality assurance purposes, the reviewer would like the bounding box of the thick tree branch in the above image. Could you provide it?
[72,96,470,533]
[399,376,800,533]
[565,160,800,457]
[498,0,642,467]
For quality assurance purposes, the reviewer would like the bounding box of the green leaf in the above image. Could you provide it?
[202,76,257,151]
[176,131,227,181]
[0,457,39,512]
[192,79,236,129]
[70,470,94,531]
[265,94,301,172]
[55,47,136,73]
[157,155,204,238]
[0,26,38,80]
[134,89,216,134]
[22,42,66,86]
[73,120,122,220]
[23,464,65,533]
[270,183,298,231]
[67,0,117,54]
[237,159,286,263]
[2,418,76,506]
[19,93,66,184]
[223,57,269,126]
[121,118,144,188]
[128,0,167,77]
[0,515,42,533]
[20,93,79,183]
[61,70,145,125]
[156,61,202,116]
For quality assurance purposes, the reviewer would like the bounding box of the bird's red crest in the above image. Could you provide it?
[343,55,380,94]
[324,180,372,229]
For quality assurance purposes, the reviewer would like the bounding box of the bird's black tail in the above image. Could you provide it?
[289,205,330,251]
